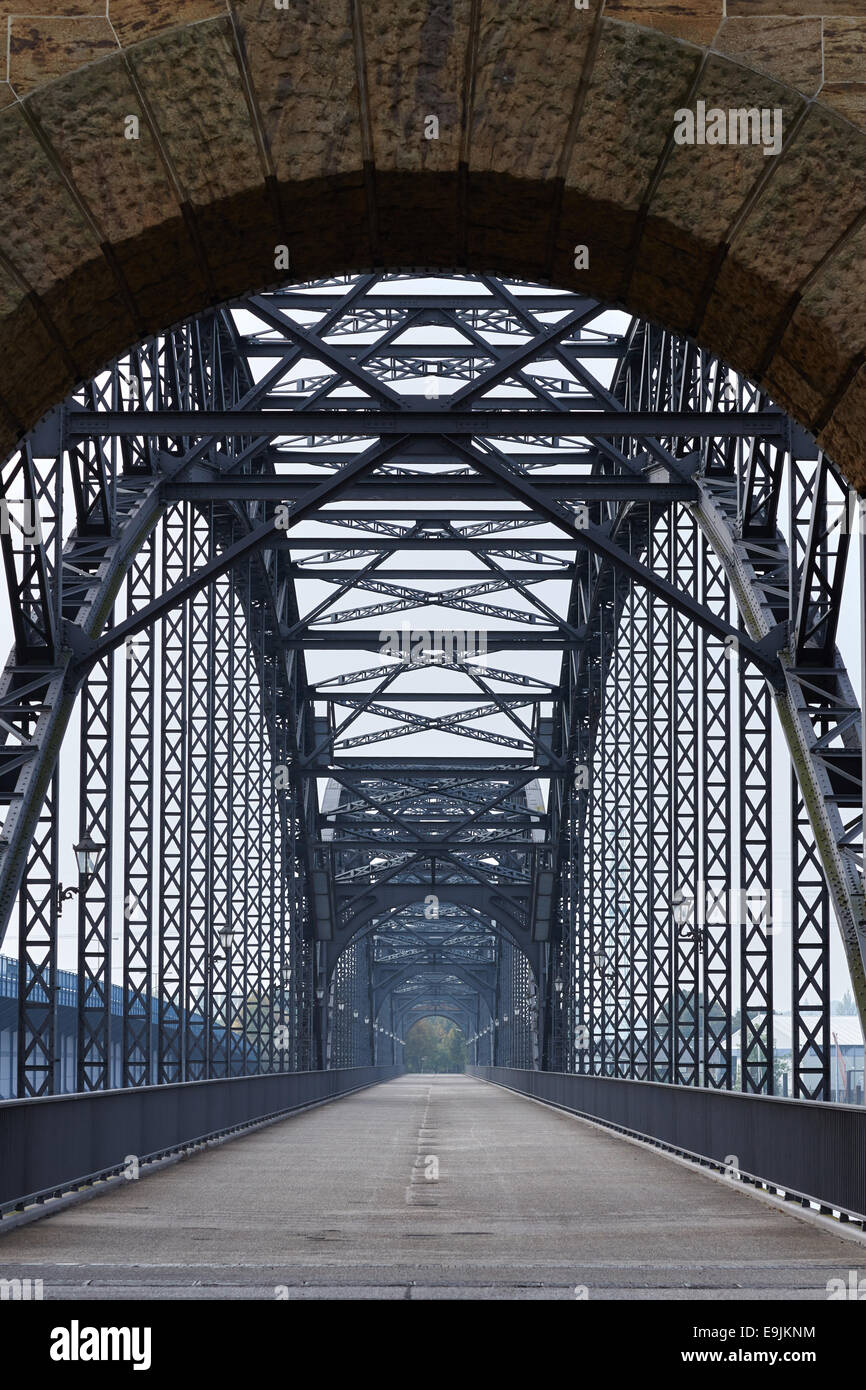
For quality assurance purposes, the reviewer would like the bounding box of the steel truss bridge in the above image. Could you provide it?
[0,270,865,1147]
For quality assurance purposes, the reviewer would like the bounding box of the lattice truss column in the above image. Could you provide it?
[0,309,313,1096]
[488,935,532,1068]
[568,326,864,1099]
[16,774,58,1096]
[738,662,774,1094]
[11,501,303,1095]
[578,513,734,1087]
[330,935,375,1068]
[76,641,114,1092]
[696,384,864,1099]
[328,940,360,1067]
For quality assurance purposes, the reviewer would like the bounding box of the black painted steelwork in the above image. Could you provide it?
[469,1066,866,1222]
[0,272,863,1117]
[0,1065,403,1215]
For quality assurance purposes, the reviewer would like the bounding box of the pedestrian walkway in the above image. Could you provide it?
[0,1075,860,1299]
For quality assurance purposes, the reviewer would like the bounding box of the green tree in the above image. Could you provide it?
[405,1016,467,1073]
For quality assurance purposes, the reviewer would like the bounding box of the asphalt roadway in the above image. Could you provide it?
[0,1074,862,1299]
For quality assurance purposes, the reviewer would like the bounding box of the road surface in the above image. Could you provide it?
[0,1075,861,1299]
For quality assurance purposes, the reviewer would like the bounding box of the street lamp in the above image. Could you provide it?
[57,834,104,912]
[671,888,706,1078]
[74,834,101,876]
[671,887,692,926]
[671,888,705,951]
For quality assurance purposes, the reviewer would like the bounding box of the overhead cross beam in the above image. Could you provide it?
[68,407,787,438]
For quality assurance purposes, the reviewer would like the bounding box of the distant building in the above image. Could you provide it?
[732,1014,864,1104]
[0,954,270,1097]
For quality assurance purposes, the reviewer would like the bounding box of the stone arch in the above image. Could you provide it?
[2,5,866,485]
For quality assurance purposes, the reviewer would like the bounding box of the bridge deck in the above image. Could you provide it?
[0,1076,860,1300]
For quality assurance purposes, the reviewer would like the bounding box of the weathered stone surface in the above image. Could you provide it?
[552,194,638,306]
[768,214,866,427]
[8,17,118,93]
[729,1,857,13]
[820,84,866,129]
[363,0,471,174]
[469,0,595,181]
[606,1,721,47]
[44,252,136,380]
[824,17,866,81]
[713,18,822,94]
[0,295,75,440]
[820,367,866,478]
[130,23,275,302]
[701,103,866,388]
[566,23,699,213]
[821,19,866,129]
[646,58,802,240]
[132,23,262,207]
[817,361,866,475]
[110,0,226,48]
[1,1,866,497]
[112,212,210,331]
[702,255,791,380]
[635,56,803,335]
[0,261,23,322]
[0,3,104,12]
[465,170,557,279]
[29,60,178,244]
[236,0,364,183]
[0,104,100,295]
[727,106,866,292]
[631,219,719,336]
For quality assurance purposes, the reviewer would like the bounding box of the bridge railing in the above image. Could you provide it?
[0,1065,403,1218]
[468,1066,866,1224]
